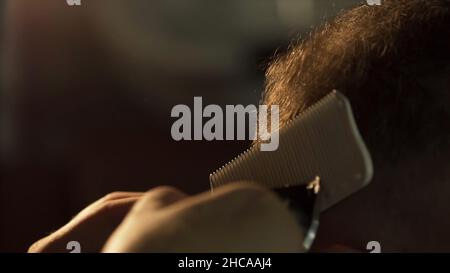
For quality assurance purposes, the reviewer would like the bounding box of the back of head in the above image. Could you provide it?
[262,0,450,251]
[263,0,450,163]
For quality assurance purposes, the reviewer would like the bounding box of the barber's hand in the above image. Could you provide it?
[103,183,305,253]
[28,192,144,253]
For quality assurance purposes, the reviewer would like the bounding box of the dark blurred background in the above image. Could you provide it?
[0,0,361,252]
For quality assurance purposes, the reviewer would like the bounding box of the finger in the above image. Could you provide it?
[67,196,142,253]
[98,196,142,222]
[100,192,144,202]
[134,186,188,212]
[29,196,142,253]
[74,195,141,225]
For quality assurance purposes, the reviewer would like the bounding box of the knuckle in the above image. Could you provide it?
[136,186,185,210]
[102,192,125,201]
[145,186,184,201]
[97,199,118,214]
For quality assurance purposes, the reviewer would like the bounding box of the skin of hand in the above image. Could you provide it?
[29,183,304,253]
[28,191,144,253]
[103,183,305,253]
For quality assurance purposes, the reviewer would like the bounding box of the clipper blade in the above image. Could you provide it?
[210,91,373,212]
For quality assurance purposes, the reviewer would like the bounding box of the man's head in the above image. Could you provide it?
[263,0,450,251]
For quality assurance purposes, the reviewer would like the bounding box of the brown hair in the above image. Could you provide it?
[262,0,450,162]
